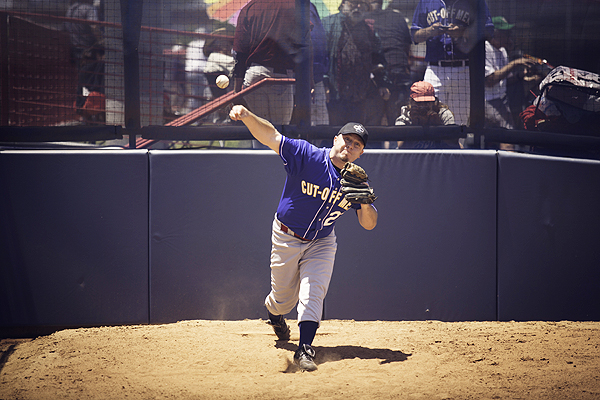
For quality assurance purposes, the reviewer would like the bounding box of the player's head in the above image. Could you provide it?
[332,123,368,163]
[338,122,368,147]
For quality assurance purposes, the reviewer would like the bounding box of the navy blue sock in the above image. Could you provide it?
[298,321,319,347]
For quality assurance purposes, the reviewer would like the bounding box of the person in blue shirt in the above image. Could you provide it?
[229,104,378,372]
[411,0,494,126]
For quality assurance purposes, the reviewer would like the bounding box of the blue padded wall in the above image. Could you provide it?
[497,152,600,321]
[148,150,285,323]
[330,150,498,321]
[148,150,498,323]
[3,149,599,330]
[0,150,149,328]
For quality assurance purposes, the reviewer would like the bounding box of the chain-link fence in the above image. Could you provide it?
[1,0,599,153]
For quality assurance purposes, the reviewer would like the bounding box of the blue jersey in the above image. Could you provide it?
[411,0,493,62]
[276,137,360,240]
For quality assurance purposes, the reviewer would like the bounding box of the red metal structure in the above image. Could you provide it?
[135,77,295,148]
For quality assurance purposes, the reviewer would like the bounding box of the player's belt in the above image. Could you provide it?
[279,222,311,241]
[430,60,469,67]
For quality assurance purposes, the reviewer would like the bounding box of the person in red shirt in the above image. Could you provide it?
[233,0,310,125]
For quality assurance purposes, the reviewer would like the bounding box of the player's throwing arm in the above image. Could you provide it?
[230,105,282,153]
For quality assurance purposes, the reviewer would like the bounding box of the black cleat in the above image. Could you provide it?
[294,344,317,372]
[267,319,290,341]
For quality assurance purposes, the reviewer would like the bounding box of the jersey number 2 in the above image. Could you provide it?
[324,211,343,226]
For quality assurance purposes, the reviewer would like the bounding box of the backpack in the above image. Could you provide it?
[528,66,600,135]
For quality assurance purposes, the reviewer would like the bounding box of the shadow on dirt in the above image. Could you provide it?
[275,341,412,373]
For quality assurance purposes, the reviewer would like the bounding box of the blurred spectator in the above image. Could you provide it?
[408,24,427,84]
[204,25,236,97]
[322,0,388,126]
[310,2,330,126]
[163,44,187,118]
[185,26,212,115]
[502,31,553,129]
[366,0,412,125]
[411,0,493,126]
[395,81,459,149]
[233,0,308,125]
[484,16,535,130]
[64,0,105,122]
[93,0,104,23]
[204,25,236,123]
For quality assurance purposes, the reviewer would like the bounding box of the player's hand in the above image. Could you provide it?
[430,22,446,36]
[430,22,459,37]
[513,57,537,72]
[512,57,535,67]
[229,105,250,121]
[444,24,466,39]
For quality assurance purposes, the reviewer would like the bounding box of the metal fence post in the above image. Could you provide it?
[294,0,311,128]
[468,0,487,147]
[1,12,9,126]
[121,0,143,148]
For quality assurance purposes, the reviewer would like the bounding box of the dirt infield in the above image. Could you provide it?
[1,319,599,399]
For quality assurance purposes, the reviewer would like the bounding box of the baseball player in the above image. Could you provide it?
[411,0,494,126]
[229,105,378,372]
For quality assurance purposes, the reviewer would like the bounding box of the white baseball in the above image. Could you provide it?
[216,74,229,89]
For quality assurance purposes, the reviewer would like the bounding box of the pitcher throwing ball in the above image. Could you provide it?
[229,105,378,372]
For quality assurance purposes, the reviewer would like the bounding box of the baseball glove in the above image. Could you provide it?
[340,163,377,204]
[341,162,369,184]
